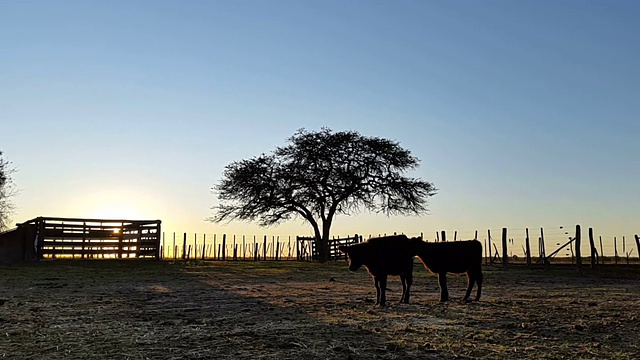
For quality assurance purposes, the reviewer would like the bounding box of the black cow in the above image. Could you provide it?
[409,238,483,302]
[339,235,415,307]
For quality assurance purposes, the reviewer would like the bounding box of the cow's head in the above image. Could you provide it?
[407,236,426,253]
[339,245,365,272]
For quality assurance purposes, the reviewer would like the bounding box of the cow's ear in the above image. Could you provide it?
[338,245,350,254]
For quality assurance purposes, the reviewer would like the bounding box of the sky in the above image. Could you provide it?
[1,0,639,255]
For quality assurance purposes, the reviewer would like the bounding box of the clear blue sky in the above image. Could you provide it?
[2,0,639,252]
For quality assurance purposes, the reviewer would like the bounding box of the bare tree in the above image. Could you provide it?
[210,128,437,262]
[0,151,17,231]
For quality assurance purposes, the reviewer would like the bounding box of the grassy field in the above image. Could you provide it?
[0,260,639,359]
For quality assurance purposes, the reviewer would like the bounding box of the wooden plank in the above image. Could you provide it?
[40,216,160,225]
[41,249,126,255]
[42,230,121,239]
[41,241,119,248]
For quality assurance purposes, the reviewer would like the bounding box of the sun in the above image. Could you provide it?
[90,203,146,220]
[63,187,160,221]
[75,195,148,220]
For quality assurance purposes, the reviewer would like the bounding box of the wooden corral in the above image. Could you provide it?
[296,234,362,261]
[0,223,37,264]
[17,217,162,260]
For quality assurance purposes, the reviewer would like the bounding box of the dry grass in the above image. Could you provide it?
[0,260,639,359]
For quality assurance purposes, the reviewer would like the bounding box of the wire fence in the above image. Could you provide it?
[159,227,640,266]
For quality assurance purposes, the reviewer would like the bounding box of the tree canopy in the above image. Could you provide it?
[210,128,437,262]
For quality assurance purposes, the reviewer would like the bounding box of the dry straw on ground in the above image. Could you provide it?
[0,260,638,359]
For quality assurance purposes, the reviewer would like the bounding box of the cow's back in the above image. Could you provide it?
[415,240,482,274]
[363,235,414,276]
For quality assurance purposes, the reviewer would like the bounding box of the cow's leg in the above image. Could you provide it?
[438,272,449,302]
[404,269,413,304]
[373,276,381,305]
[463,272,475,302]
[378,275,388,307]
[475,269,483,301]
[402,273,413,304]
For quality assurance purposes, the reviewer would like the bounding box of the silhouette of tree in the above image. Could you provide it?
[210,128,437,262]
[0,151,16,231]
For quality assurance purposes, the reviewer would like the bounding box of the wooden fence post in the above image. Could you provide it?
[82,222,87,259]
[233,235,237,260]
[252,235,256,261]
[635,235,640,265]
[214,235,219,260]
[575,225,582,271]
[253,239,260,261]
[589,228,596,268]
[441,231,446,242]
[117,230,123,259]
[172,232,176,259]
[525,228,531,267]
[202,234,206,260]
[222,234,227,260]
[487,229,491,264]
[540,227,547,267]
[242,235,246,260]
[502,228,508,269]
[182,233,187,260]
[194,233,198,259]
[263,235,267,260]
[271,236,275,260]
[634,234,640,262]
[614,237,618,264]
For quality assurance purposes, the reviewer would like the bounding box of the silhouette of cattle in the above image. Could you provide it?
[338,235,414,307]
[410,238,483,302]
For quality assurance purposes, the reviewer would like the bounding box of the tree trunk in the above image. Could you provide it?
[317,221,332,263]
[317,236,330,263]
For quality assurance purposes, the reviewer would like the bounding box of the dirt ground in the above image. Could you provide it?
[0,260,638,360]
